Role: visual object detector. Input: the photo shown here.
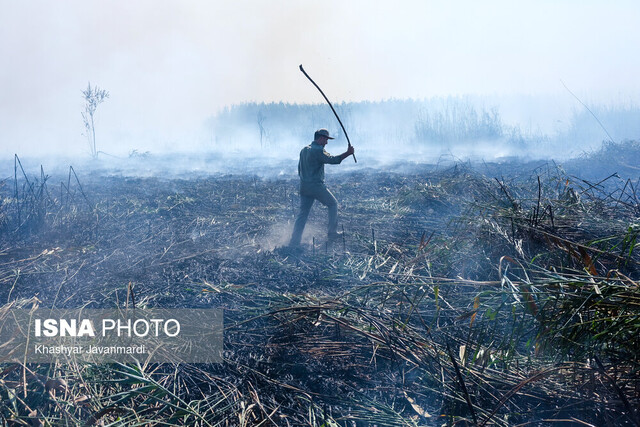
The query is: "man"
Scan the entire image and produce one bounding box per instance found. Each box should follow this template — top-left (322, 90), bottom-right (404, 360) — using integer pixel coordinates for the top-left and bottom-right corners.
top-left (289, 128), bottom-right (355, 247)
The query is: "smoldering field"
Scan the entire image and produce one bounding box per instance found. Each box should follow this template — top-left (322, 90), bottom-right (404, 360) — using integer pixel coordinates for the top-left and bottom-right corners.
top-left (2, 138), bottom-right (640, 426)
top-left (3, 95), bottom-right (640, 425)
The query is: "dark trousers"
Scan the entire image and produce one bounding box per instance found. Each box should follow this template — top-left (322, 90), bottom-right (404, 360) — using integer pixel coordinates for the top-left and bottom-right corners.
top-left (290, 184), bottom-right (338, 246)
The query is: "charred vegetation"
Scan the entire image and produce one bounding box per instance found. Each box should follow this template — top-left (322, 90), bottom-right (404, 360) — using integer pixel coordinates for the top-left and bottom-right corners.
top-left (1, 143), bottom-right (640, 426)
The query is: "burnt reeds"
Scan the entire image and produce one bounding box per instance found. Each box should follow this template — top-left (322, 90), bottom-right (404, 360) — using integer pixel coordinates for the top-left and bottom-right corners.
top-left (1, 157), bottom-right (639, 425)
top-left (3, 156), bottom-right (96, 243)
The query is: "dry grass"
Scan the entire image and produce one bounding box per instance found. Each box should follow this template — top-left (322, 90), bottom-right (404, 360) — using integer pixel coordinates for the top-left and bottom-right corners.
top-left (1, 152), bottom-right (639, 426)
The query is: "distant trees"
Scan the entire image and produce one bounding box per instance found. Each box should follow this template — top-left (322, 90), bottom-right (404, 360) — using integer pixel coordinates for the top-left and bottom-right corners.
top-left (210, 99), bottom-right (508, 149)
top-left (211, 101), bottom-right (342, 149)
top-left (81, 82), bottom-right (109, 158)
top-left (414, 102), bottom-right (503, 143)
top-left (209, 97), bottom-right (580, 154)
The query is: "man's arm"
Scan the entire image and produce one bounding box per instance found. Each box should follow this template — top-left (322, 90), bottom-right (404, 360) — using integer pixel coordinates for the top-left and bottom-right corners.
top-left (338, 145), bottom-right (355, 162)
top-left (319, 145), bottom-right (355, 164)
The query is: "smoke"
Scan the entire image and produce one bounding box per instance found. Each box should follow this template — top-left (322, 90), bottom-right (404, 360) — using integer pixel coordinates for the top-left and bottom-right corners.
top-left (3, 94), bottom-right (640, 184)
top-left (256, 222), bottom-right (295, 252)
top-left (2, 0), bottom-right (640, 161)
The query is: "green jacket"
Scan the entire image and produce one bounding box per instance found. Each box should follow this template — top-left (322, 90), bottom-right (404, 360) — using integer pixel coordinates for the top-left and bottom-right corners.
top-left (298, 142), bottom-right (343, 185)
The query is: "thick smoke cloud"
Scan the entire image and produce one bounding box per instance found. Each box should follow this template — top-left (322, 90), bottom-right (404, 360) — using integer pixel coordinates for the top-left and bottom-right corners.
top-left (1, 0), bottom-right (639, 162)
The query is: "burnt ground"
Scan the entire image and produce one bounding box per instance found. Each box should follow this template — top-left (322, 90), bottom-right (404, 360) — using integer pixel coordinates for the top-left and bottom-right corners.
top-left (0, 164), bottom-right (465, 308)
top-left (1, 154), bottom-right (640, 426)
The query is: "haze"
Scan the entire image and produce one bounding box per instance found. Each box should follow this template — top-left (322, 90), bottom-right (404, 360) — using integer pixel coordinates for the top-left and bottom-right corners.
top-left (1, 0), bottom-right (639, 158)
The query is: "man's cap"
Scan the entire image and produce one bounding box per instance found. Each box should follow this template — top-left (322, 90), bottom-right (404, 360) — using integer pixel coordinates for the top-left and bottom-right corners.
top-left (314, 129), bottom-right (335, 140)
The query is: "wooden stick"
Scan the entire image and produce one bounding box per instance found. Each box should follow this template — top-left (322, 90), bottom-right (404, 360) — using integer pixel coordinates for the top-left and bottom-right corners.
top-left (299, 65), bottom-right (357, 163)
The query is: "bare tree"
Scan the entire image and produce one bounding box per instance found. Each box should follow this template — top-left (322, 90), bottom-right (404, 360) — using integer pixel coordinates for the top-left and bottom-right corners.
top-left (257, 111), bottom-right (267, 148)
top-left (81, 82), bottom-right (109, 158)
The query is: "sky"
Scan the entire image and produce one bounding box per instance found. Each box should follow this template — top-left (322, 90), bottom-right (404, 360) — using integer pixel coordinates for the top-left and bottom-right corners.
top-left (1, 0), bottom-right (639, 157)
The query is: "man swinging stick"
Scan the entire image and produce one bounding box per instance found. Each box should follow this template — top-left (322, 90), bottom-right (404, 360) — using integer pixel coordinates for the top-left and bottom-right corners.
top-left (289, 65), bottom-right (356, 247)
